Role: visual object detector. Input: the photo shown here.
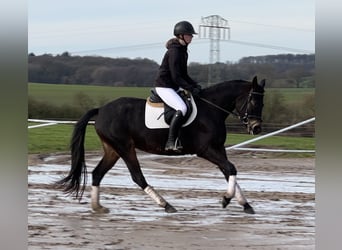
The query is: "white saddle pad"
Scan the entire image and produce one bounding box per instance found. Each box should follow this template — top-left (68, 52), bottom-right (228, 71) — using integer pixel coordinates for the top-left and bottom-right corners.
top-left (145, 95), bottom-right (197, 129)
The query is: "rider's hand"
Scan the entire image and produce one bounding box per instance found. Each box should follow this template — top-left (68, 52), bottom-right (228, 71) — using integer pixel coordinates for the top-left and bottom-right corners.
top-left (192, 84), bottom-right (201, 97)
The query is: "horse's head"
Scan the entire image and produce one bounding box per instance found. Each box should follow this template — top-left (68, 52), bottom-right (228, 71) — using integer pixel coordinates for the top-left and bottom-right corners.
top-left (236, 76), bottom-right (265, 135)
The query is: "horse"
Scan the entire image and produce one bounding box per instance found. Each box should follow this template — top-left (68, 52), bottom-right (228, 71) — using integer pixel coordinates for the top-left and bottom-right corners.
top-left (56, 76), bottom-right (265, 214)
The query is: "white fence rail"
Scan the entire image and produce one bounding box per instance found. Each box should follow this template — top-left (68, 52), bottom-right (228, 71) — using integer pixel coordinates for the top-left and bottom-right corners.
top-left (28, 117), bottom-right (315, 153)
top-left (225, 117), bottom-right (315, 153)
top-left (28, 119), bottom-right (94, 129)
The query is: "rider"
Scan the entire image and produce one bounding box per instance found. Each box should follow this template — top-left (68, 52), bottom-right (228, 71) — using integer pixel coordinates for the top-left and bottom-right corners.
top-left (155, 20), bottom-right (202, 152)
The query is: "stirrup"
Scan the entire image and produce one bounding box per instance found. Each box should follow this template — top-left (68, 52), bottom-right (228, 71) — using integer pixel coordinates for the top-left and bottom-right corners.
top-left (175, 138), bottom-right (183, 150)
top-left (165, 138), bottom-right (183, 152)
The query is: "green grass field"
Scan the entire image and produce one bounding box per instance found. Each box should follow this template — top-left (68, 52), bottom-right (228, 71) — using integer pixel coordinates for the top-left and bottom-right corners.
top-left (28, 83), bottom-right (315, 157)
top-left (28, 83), bottom-right (151, 106)
top-left (268, 87), bottom-right (315, 104)
top-left (28, 123), bottom-right (315, 157)
top-left (28, 123), bottom-right (102, 153)
top-left (28, 83), bottom-right (314, 106)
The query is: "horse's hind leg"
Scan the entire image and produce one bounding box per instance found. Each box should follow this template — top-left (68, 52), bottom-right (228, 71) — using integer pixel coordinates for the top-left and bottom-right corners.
top-left (91, 142), bottom-right (120, 213)
top-left (121, 145), bottom-right (177, 213)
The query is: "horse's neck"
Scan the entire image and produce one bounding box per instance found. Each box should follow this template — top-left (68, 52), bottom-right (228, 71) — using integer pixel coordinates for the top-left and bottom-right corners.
top-left (203, 81), bottom-right (250, 110)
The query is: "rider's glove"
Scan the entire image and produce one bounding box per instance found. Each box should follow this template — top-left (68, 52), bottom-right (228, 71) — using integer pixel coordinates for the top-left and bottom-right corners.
top-left (191, 84), bottom-right (202, 97)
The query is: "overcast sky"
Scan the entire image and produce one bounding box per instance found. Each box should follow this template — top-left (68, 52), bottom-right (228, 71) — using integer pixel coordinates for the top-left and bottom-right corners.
top-left (28, 0), bottom-right (315, 64)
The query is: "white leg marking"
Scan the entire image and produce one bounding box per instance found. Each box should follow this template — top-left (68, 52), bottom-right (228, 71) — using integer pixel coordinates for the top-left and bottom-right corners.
top-left (91, 186), bottom-right (109, 213)
top-left (235, 183), bottom-right (247, 205)
top-left (91, 185), bottom-right (100, 206)
top-left (144, 185), bottom-right (167, 207)
top-left (226, 175), bottom-right (237, 198)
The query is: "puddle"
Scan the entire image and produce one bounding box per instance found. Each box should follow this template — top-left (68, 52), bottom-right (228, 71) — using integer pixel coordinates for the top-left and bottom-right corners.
top-left (28, 153), bottom-right (315, 249)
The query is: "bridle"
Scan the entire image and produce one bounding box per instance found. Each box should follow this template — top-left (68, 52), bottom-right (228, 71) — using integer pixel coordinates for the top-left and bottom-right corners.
top-left (238, 91), bottom-right (264, 125)
top-left (199, 89), bottom-right (264, 125)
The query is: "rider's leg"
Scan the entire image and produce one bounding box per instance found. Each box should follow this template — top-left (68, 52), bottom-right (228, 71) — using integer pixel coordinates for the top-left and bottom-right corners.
top-left (155, 87), bottom-right (187, 151)
top-left (165, 110), bottom-right (184, 151)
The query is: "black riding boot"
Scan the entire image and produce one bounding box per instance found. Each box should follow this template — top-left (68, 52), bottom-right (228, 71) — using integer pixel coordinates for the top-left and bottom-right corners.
top-left (165, 110), bottom-right (184, 152)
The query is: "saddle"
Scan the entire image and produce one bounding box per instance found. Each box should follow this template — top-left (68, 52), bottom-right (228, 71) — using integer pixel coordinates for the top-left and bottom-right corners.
top-left (145, 88), bottom-right (197, 129)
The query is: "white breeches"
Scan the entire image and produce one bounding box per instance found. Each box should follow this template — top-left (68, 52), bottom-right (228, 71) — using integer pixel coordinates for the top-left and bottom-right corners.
top-left (155, 87), bottom-right (187, 116)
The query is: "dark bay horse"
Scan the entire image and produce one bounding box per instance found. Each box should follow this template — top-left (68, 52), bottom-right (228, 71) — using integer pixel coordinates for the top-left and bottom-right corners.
top-left (56, 76), bottom-right (265, 214)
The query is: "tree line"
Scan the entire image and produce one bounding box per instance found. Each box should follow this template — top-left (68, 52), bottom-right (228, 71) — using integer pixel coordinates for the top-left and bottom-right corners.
top-left (28, 88), bottom-right (315, 136)
top-left (28, 52), bottom-right (315, 88)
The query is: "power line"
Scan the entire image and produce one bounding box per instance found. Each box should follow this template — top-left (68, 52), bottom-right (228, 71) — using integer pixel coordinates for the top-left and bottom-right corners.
top-left (225, 39), bottom-right (314, 54)
top-left (29, 20), bottom-right (173, 39)
top-left (229, 19), bottom-right (315, 33)
top-left (30, 18), bottom-right (314, 38)
top-left (71, 42), bottom-right (164, 55)
top-left (68, 38), bottom-right (314, 57)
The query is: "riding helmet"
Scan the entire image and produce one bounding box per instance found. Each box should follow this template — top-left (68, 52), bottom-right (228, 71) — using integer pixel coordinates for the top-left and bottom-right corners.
top-left (173, 21), bottom-right (197, 36)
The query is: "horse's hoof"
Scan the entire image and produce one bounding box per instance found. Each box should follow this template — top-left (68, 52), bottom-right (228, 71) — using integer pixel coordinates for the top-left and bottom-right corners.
top-left (222, 196), bottom-right (232, 208)
top-left (243, 203), bottom-right (255, 214)
top-left (92, 205), bottom-right (110, 214)
top-left (165, 203), bottom-right (177, 213)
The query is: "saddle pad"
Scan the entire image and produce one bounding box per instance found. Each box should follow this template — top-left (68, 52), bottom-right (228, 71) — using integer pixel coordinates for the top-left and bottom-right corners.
top-left (145, 95), bottom-right (197, 129)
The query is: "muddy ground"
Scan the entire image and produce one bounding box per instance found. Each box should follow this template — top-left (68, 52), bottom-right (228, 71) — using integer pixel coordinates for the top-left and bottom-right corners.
top-left (28, 151), bottom-right (315, 250)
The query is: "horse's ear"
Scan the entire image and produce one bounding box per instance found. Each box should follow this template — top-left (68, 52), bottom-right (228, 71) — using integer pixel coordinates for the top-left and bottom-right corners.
top-left (252, 76), bottom-right (258, 87)
top-left (259, 79), bottom-right (266, 87)
top-left (252, 76), bottom-right (258, 84)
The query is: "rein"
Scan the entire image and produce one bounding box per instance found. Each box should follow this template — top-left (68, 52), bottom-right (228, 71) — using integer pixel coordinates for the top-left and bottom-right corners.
top-left (199, 91), bottom-right (264, 123)
top-left (199, 97), bottom-right (240, 118)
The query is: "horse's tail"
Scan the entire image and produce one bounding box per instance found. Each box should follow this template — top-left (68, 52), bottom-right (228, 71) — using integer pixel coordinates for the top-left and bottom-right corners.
top-left (55, 108), bottom-right (99, 200)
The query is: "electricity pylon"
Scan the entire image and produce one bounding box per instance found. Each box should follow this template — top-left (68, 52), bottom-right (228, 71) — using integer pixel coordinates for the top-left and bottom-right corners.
top-left (199, 15), bottom-right (230, 85)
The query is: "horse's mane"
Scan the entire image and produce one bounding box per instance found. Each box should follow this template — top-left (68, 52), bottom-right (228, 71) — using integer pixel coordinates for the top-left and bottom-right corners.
top-left (202, 79), bottom-right (251, 96)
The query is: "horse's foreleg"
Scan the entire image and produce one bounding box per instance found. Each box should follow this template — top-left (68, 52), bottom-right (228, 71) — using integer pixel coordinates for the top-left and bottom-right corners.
top-left (222, 175), bottom-right (236, 207)
top-left (226, 175), bottom-right (237, 198)
top-left (235, 183), bottom-right (255, 214)
top-left (199, 147), bottom-right (236, 206)
top-left (199, 147), bottom-right (255, 214)
top-left (222, 179), bottom-right (254, 214)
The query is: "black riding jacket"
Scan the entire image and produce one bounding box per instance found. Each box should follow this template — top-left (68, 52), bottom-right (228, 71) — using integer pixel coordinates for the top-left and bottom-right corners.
top-left (155, 38), bottom-right (197, 91)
